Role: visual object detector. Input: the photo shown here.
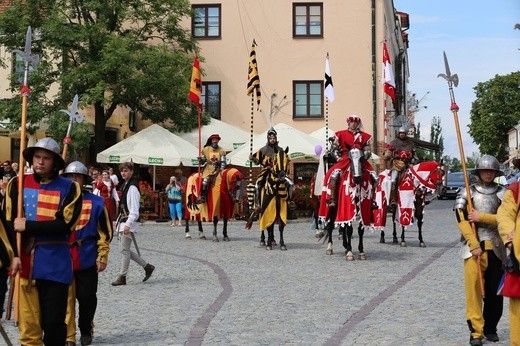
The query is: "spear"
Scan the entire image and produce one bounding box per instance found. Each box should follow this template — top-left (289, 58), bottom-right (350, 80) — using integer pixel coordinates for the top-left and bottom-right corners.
top-left (438, 51), bottom-right (485, 297)
top-left (60, 94), bottom-right (84, 161)
top-left (7, 26), bottom-right (40, 324)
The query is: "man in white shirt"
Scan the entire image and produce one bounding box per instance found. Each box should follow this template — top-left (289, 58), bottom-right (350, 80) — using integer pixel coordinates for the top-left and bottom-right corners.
top-left (111, 162), bottom-right (155, 286)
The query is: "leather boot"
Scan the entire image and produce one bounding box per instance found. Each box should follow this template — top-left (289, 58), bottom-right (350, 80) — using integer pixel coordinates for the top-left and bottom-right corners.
top-left (111, 276), bottom-right (126, 286)
top-left (143, 264), bottom-right (155, 282)
top-left (328, 177), bottom-right (338, 208)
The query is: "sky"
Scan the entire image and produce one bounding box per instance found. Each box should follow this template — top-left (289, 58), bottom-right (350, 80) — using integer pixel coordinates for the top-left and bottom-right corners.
top-left (393, 0), bottom-right (520, 160)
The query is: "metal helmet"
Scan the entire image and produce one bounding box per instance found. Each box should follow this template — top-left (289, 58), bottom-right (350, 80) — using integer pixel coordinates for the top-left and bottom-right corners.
top-left (267, 128), bottom-right (277, 138)
top-left (398, 127), bottom-right (407, 133)
top-left (62, 161), bottom-right (89, 177)
top-left (475, 155), bottom-right (503, 176)
top-left (23, 137), bottom-right (65, 170)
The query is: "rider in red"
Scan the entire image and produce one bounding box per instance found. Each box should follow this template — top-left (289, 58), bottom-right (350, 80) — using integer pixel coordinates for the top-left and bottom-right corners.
top-left (321, 115), bottom-right (376, 208)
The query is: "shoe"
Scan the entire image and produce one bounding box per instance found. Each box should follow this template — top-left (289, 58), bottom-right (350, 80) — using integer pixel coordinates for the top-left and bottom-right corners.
top-left (469, 337), bottom-right (483, 346)
top-left (80, 335), bottom-right (93, 345)
top-left (66, 342), bottom-right (76, 346)
top-left (111, 276), bottom-right (126, 286)
top-left (143, 264), bottom-right (155, 282)
top-left (484, 333), bottom-right (499, 342)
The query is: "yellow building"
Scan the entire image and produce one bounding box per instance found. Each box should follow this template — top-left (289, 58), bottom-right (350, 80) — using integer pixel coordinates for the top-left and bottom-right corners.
top-left (0, 0), bottom-right (409, 166)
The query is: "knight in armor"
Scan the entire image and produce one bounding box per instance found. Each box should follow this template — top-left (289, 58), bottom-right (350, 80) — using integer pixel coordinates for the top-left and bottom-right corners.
top-left (198, 134), bottom-right (227, 202)
top-left (454, 155), bottom-right (506, 346)
top-left (249, 128), bottom-right (294, 207)
top-left (384, 127), bottom-right (418, 207)
top-left (322, 114), bottom-right (377, 207)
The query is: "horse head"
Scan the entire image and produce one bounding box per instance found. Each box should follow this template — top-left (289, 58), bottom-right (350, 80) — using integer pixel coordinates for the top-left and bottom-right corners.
top-left (224, 168), bottom-right (245, 203)
top-left (349, 147), bottom-right (363, 184)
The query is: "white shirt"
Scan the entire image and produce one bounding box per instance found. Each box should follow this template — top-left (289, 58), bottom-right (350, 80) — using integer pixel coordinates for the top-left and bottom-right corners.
top-left (118, 184), bottom-right (140, 233)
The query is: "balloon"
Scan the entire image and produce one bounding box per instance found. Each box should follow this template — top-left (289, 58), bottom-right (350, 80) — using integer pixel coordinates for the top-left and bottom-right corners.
top-left (314, 144), bottom-right (323, 156)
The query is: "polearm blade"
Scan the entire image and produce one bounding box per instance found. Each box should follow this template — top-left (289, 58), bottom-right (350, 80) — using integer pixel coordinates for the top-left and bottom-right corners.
top-left (60, 94), bottom-right (85, 160)
top-left (9, 26), bottom-right (40, 325)
top-left (438, 51), bottom-right (484, 298)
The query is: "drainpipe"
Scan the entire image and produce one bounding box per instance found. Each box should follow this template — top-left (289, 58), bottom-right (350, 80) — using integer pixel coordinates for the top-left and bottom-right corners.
top-left (371, 0), bottom-right (378, 153)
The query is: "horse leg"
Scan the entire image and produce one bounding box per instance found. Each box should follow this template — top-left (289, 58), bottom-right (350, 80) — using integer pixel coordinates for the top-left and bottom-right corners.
top-left (358, 223), bottom-right (366, 260)
top-left (345, 225), bottom-right (355, 261)
top-left (379, 230), bottom-right (385, 243)
top-left (212, 216), bottom-right (219, 242)
top-left (392, 210), bottom-right (398, 244)
top-left (266, 225), bottom-right (274, 250)
top-left (325, 207), bottom-right (337, 255)
top-left (260, 230), bottom-right (266, 247)
top-left (185, 220), bottom-right (192, 239)
top-left (198, 220), bottom-right (206, 240)
top-left (222, 218), bottom-right (230, 242)
top-left (417, 216), bottom-right (426, 247)
top-left (400, 226), bottom-right (407, 247)
top-left (279, 222), bottom-right (287, 251)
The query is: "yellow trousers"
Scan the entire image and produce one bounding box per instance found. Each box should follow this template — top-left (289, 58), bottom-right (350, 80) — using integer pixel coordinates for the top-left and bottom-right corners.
top-left (65, 280), bottom-right (77, 343)
top-left (18, 278), bottom-right (42, 346)
top-left (464, 251), bottom-right (489, 339)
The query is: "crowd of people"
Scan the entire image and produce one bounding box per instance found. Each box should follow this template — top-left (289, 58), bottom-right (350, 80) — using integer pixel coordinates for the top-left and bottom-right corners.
top-left (0, 116), bottom-right (518, 345)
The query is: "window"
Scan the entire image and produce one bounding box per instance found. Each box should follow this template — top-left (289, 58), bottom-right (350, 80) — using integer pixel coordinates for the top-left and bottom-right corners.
top-left (12, 51), bottom-right (25, 84)
top-left (293, 81), bottom-right (323, 119)
top-left (192, 5), bottom-right (221, 39)
top-left (202, 82), bottom-right (221, 119)
top-left (293, 3), bottom-right (323, 37)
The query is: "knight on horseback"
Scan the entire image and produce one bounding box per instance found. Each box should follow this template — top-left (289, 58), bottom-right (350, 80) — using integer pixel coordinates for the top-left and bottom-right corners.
top-left (321, 114), bottom-right (377, 208)
top-left (198, 134), bottom-right (227, 203)
top-left (249, 128), bottom-right (294, 208)
top-left (383, 127), bottom-right (418, 209)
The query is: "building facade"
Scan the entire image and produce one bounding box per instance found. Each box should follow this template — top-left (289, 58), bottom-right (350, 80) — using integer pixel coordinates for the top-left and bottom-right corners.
top-left (0, 0), bottom-right (410, 168)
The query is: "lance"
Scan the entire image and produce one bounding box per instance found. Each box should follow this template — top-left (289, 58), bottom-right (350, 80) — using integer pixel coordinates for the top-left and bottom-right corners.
top-left (8, 26), bottom-right (40, 324)
top-left (60, 94), bottom-right (84, 162)
top-left (438, 51), bottom-right (485, 297)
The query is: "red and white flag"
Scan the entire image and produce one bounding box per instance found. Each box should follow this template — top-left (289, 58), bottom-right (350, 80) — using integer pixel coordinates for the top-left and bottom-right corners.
top-left (382, 42), bottom-right (396, 103)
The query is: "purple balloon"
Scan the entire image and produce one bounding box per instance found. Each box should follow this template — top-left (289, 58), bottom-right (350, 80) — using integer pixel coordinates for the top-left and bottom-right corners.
top-left (314, 144), bottom-right (323, 156)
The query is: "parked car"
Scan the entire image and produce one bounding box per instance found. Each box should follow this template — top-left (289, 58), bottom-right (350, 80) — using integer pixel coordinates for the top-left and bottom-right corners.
top-left (437, 171), bottom-right (474, 200)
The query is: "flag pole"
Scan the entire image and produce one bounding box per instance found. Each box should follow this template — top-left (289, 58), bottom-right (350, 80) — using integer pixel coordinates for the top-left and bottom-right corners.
top-left (10, 26), bottom-right (39, 324)
top-left (246, 39), bottom-right (260, 213)
top-left (438, 51), bottom-right (485, 297)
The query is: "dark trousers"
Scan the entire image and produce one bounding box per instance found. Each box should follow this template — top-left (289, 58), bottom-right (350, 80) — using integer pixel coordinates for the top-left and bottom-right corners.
top-left (75, 265), bottom-right (99, 337)
top-left (483, 249), bottom-right (504, 334)
top-left (36, 279), bottom-right (69, 345)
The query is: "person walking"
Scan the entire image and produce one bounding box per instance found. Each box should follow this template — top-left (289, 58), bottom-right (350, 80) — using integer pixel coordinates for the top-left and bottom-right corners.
top-left (166, 176), bottom-right (183, 226)
top-left (111, 162), bottom-right (155, 286)
top-left (62, 161), bottom-right (113, 346)
top-left (3, 137), bottom-right (83, 345)
top-left (496, 180), bottom-right (520, 346)
top-left (454, 155), bottom-right (507, 345)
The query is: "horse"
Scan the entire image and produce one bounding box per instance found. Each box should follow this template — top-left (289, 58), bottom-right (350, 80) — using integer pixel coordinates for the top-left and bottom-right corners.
top-left (372, 161), bottom-right (443, 247)
top-left (319, 148), bottom-right (376, 260)
top-left (184, 167), bottom-right (245, 241)
top-left (246, 146), bottom-right (291, 250)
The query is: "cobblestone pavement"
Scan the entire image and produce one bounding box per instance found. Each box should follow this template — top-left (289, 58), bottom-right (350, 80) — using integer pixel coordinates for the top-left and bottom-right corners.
top-left (1, 199), bottom-right (512, 345)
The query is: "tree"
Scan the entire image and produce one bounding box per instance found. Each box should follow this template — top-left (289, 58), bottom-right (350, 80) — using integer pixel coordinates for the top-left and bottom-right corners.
top-left (429, 116), bottom-right (444, 162)
top-left (0, 0), bottom-right (199, 154)
top-left (469, 71), bottom-right (520, 162)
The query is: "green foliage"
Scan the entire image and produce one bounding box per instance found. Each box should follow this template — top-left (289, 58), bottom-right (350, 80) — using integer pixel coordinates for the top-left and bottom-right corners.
top-left (469, 71), bottom-right (520, 162)
top-left (0, 0), bottom-right (199, 154)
